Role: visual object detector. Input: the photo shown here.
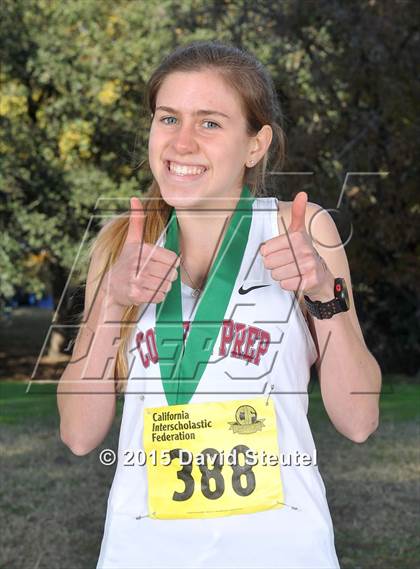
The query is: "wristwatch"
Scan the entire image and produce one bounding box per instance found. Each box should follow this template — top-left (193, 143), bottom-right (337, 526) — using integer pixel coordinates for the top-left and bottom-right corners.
top-left (304, 278), bottom-right (350, 319)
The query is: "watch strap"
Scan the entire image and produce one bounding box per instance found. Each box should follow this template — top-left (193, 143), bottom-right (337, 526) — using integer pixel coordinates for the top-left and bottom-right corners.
top-left (304, 296), bottom-right (344, 320)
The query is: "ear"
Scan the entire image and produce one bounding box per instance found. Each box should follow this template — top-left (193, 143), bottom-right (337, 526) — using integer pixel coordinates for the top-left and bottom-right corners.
top-left (246, 125), bottom-right (273, 167)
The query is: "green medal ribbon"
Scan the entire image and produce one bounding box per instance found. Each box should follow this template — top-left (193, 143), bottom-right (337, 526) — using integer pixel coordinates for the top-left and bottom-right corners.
top-left (155, 185), bottom-right (255, 405)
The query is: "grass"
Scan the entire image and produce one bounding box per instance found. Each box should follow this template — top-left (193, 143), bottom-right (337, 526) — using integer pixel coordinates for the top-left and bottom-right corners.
top-left (0, 381), bottom-right (124, 426)
top-left (1, 377), bottom-right (419, 568)
top-left (2, 378), bottom-right (418, 425)
top-left (307, 380), bottom-right (420, 424)
top-left (0, 382), bottom-right (59, 425)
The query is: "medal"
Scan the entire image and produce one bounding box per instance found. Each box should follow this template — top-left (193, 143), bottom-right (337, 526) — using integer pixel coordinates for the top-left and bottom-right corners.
top-left (155, 185), bottom-right (255, 405)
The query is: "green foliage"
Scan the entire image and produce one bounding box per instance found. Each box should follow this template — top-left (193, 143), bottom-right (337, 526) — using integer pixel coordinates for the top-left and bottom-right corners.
top-left (0, 0), bottom-right (418, 372)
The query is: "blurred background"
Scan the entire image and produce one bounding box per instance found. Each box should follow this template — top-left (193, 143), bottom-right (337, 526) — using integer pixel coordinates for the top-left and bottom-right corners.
top-left (1, 1), bottom-right (419, 568)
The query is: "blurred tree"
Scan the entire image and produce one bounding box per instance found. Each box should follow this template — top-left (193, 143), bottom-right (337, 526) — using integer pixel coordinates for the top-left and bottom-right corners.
top-left (0, 0), bottom-right (174, 355)
top-left (0, 0), bottom-right (418, 372)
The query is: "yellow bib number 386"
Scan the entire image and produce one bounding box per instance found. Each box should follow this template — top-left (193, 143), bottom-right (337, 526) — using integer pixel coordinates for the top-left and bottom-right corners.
top-left (143, 397), bottom-right (284, 519)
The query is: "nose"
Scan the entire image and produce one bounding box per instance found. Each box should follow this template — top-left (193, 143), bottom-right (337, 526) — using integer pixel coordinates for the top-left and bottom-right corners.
top-left (172, 120), bottom-right (199, 154)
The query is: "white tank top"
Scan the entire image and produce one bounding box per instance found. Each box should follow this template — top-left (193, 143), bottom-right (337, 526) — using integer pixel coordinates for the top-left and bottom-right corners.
top-left (97, 197), bottom-right (340, 569)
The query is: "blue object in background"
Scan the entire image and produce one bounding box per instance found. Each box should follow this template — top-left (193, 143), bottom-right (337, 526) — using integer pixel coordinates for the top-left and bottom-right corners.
top-left (4, 292), bottom-right (54, 310)
top-left (38, 295), bottom-right (54, 309)
top-left (28, 293), bottom-right (37, 306)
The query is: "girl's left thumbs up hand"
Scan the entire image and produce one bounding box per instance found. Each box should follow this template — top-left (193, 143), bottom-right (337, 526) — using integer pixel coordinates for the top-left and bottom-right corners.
top-left (259, 192), bottom-right (335, 301)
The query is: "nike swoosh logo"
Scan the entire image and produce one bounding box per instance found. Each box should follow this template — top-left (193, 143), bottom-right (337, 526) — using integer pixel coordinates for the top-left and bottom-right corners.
top-left (238, 284), bottom-right (271, 295)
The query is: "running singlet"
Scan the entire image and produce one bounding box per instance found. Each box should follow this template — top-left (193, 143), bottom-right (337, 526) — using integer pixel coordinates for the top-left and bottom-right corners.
top-left (96, 196), bottom-right (340, 569)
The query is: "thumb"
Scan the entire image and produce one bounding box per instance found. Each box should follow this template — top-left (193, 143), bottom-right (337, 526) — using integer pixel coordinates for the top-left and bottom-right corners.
top-left (288, 191), bottom-right (308, 233)
top-left (126, 197), bottom-right (145, 244)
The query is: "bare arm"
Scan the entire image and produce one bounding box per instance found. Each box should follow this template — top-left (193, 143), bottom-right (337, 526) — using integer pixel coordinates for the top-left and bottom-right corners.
top-left (57, 197), bottom-right (180, 456)
top-left (57, 249), bottom-right (123, 456)
top-left (275, 199), bottom-right (381, 443)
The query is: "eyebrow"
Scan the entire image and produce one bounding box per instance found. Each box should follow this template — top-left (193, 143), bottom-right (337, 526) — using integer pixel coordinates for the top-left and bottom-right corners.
top-left (155, 106), bottom-right (230, 119)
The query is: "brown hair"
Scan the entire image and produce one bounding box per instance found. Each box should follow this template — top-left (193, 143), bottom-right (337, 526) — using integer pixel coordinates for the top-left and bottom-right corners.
top-left (91, 40), bottom-right (286, 393)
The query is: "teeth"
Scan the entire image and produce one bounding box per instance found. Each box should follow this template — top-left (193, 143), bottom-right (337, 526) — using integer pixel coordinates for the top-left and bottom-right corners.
top-left (169, 162), bottom-right (206, 176)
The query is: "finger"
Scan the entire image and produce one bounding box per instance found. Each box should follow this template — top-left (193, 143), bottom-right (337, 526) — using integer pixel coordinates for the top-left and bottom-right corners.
top-left (148, 242), bottom-right (181, 268)
top-left (262, 249), bottom-right (296, 270)
top-left (288, 191), bottom-right (308, 233)
top-left (259, 234), bottom-right (291, 256)
top-left (140, 274), bottom-right (174, 294)
top-left (140, 259), bottom-right (179, 282)
top-left (134, 287), bottom-right (166, 305)
top-left (271, 261), bottom-right (304, 282)
top-left (278, 275), bottom-right (308, 292)
top-left (126, 197), bottom-right (146, 244)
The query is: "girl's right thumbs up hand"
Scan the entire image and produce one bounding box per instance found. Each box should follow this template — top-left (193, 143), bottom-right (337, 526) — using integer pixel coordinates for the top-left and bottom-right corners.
top-left (103, 197), bottom-right (180, 308)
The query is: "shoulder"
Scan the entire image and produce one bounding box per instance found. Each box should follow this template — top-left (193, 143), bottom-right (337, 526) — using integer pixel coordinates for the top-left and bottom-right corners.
top-left (276, 199), bottom-right (337, 240)
top-left (276, 197), bottom-right (366, 346)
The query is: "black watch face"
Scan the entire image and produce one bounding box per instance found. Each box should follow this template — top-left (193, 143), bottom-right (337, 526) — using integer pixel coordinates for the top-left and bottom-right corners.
top-left (334, 278), bottom-right (349, 310)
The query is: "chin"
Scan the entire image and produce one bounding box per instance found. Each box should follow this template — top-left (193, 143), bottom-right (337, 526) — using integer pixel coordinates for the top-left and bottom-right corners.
top-left (159, 185), bottom-right (210, 210)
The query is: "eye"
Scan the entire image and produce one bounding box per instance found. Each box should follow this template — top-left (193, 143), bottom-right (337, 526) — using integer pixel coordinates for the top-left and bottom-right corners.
top-left (160, 116), bottom-right (177, 125)
top-left (159, 116), bottom-right (220, 129)
top-left (203, 120), bottom-right (220, 129)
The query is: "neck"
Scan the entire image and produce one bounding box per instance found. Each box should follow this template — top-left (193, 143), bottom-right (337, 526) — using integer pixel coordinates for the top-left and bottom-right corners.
top-left (175, 191), bottom-right (242, 286)
top-left (177, 211), bottom-right (232, 287)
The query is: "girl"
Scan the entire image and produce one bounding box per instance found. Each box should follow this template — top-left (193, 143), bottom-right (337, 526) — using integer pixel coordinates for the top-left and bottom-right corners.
top-left (57, 40), bottom-right (381, 569)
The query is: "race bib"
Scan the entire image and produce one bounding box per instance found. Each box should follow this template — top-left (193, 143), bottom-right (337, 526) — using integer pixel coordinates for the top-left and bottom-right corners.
top-left (143, 397), bottom-right (284, 519)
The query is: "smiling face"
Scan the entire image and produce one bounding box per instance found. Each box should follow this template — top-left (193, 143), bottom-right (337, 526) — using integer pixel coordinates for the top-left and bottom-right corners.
top-left (148, 69), bottom-right (256, 209)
